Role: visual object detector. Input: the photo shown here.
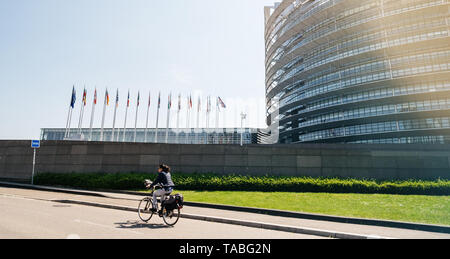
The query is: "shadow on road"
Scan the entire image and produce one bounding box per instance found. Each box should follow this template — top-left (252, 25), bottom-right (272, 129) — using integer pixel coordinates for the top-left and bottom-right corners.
top-left (115, 220), bottom-right (171, 230)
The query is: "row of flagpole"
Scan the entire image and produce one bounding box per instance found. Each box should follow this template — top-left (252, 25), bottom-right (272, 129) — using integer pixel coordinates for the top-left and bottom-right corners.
top-left (64, 86), bottom-right (227, 143)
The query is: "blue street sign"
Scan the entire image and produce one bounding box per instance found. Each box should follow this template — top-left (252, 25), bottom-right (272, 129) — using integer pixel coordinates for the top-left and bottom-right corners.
top-left (31, 140), bottom-right (40, 149)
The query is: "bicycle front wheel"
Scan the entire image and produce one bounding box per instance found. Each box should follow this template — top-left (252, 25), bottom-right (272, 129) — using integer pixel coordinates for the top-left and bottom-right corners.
top-left (162, 206), bottom-right (180, 226)
top-left (138, 197), bottom-right (154, 222)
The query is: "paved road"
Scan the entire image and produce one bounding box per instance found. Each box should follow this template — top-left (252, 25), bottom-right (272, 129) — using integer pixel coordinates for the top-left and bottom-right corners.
top-left (0, 192), bottom-right (322, 239)
top-left (1, 186), bottom-right (448, 239)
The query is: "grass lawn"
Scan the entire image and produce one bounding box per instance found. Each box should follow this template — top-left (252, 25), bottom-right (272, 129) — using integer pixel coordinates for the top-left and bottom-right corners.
top-left (169, 190), bottom-right (450, 226)
top-left (34, 172), bottom-right (450, 225)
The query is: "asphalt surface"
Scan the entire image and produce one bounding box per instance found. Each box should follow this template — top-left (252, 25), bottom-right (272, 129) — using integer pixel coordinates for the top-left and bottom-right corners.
top-left (0, 191), bottom-right (322, 239)
top-left (1, 186), bottom-right (449, 239)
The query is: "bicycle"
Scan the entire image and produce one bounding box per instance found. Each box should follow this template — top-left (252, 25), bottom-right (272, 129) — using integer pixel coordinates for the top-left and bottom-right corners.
top-left (138, 180), bottom-right (183, 226)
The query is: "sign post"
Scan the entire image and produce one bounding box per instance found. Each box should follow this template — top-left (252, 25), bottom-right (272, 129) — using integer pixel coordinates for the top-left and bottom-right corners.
top-left (31, 140), bottom-right (40, 185)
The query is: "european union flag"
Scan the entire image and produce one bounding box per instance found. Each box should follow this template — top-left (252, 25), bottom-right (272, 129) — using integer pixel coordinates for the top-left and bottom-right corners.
top-left (70, 86), bottom-right (76, 108)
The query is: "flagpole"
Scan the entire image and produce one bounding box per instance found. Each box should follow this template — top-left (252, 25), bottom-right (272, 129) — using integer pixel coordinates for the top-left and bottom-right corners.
top-left (176, 94), bottom-right (180, 143)
top-left (206, 96), bottom-right (210, 129)
top-left (122, 90), bottom-right (130, 142)
top-left (77, 95), bottom-right (83, 134)
top-left (65, 107), bottom-right (72, 139)
top-left (197, 96), bottom-right (200, 129)
top-left (65, 86), bottom-right (76, 139)
top-left (216, 97), bottom-right (219, 129)
top-left (134, 91), bottom-right (140, 143)
top-left (144, 91), bottom-right (151, 143)
top-left (79, 103), bottom-right (85, 135)
top-left (186, 95), bottom-right (191, 144)
top-left (165, 93), bottom-right (171, 144)
top-left (205, 96), bottom-right (209, 144)
top-left (65, 105), bottom-right (71, 139)
top-left (100, 89), bottom-right (108, 142)
top-left (122, 107), bottom-right (128, 142)
top-left (77, 88), bottom-right (86, 135)
top-left (81, 91), bottom-right (86, 135)
top-left (223, 107), bottom-right (227, 129)
top-left (111, 89), bottom-right (118, 142)
top-left (196, 96), bottom-right (201, 145)
top-left (68, 108), bottom-right (73, 139)
top-left (89, 88), bottom-right (97, 141)
top-left (155, 92), bottom-right (161, 143)
top-left (186, 95), bottom-right (190, 129)
top-left (223, 98), bottom-right (226, 129)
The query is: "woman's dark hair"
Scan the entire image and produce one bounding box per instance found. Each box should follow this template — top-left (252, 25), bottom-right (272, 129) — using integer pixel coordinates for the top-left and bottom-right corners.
top-left (159, 164), bottom-right (170, 173)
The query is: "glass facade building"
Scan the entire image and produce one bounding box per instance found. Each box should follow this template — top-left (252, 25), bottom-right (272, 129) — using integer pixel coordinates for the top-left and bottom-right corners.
top-left (264, 0), bottom-right (450, 144)
top-left (40, 128), bottom-right (258, 145)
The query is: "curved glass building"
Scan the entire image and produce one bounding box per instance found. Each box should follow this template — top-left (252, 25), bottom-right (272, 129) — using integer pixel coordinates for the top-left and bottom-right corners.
top-left (264, 0), bottom-right (450, 144)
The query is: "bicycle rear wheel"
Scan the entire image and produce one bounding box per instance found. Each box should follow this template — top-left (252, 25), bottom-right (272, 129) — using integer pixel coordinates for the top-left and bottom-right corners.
top-left (138, 197), bottom-right (154, 222)
top-left (162, 206), bottom-right (180, 226)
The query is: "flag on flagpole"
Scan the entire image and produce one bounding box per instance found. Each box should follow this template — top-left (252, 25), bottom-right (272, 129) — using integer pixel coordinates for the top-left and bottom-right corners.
top-left (197, 96), bottom-right (201, 128)
top-left (100, 88), bottom-right (109, 141)
top-left (215, 96), bottom-right (220, 130)
top-left (66, 86), bottom-right (76, 138)
top-left (123, 90), bottom-right (130, 142)
top-left (165, 93), bottom-right (172, 143)
top-left (155, 92), bottom-right (161, 143)
top-left (205, 96), bottom-right (209, 129)
top-left (82, 88), bottom-right (87, 106)
top-left (137, 91), bottom-right (140, 107)
top-left (89, 88), bottom-right (97, 141)
top-left (114, 88), bottom-right (119, 108)
top-left (78, 87), bottom-right (87, 134)
top-left (158, 92), bottom-right (161, 108)
top-left (168, 93), bottom-right (172, 109)
top-left (218, 97), bottom-right (226, 109)
top-left (106, 89), bottom-right (110, 105)
top-left (145, 91), bottom-right (151, 143)
top-left (112, 89), bottom-right (119, 141)
top-left (176, 93), bottom-right (181, 142)
top-left (189, 95), bottom-right (193, 109)
top-left (134, 91), bottom-right (140, 142)
top-left (115, 89), bottom-right (119, 107)
top-left (70, 86), bottom-right (76, 108)
top-left (186, 95), bottom-right (191, 130)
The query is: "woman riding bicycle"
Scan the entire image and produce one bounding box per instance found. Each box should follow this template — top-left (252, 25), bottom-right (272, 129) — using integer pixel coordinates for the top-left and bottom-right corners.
top-left (148, 164), bottom-right (175, 215)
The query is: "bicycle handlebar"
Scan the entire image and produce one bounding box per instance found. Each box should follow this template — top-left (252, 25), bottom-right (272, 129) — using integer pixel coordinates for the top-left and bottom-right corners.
top-left (144, 180), bottom-right (164, 190)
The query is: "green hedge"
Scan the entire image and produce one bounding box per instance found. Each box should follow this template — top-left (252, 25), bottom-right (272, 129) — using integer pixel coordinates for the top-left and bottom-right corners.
top-left (34, 173), bottom-right (450, 195)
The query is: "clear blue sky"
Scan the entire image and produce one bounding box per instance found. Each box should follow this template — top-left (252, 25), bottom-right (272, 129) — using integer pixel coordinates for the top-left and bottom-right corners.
top-left (0, 0), bottom-right (275, 140)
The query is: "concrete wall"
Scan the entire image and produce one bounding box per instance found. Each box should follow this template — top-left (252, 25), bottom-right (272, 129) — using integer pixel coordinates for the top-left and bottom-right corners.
top-left (1, 140), bottom-right (449, 181)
